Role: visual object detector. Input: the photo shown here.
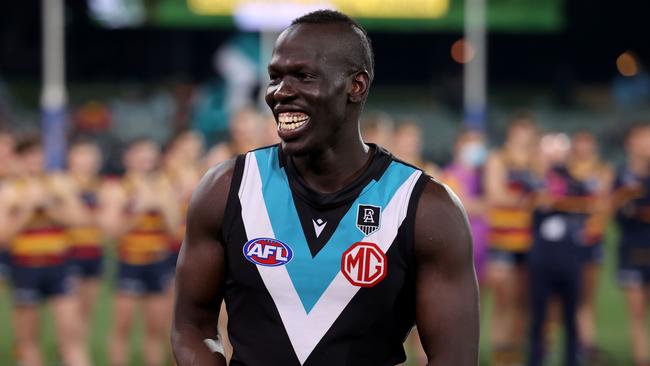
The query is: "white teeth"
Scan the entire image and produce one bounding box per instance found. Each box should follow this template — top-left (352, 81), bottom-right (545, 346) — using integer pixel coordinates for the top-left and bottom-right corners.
top-left (277, 112), bottom-right (309, 131)
top-left (278, 119), bottom-right (308, 131)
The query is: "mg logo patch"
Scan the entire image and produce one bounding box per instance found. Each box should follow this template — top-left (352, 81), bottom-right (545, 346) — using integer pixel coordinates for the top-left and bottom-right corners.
top-left (341, 242), bottom-right (387, 287)
top-left (356, 204), bottom-right (381, 236)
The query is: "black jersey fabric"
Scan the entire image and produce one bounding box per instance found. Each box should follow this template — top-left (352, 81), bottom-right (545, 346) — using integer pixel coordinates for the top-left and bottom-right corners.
top-left (221, 144), bottom-right (428, 366)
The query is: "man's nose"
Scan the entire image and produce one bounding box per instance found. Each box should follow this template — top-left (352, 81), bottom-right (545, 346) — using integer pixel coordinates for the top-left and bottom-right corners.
top-left (272, 79), bottom-right (297, 102)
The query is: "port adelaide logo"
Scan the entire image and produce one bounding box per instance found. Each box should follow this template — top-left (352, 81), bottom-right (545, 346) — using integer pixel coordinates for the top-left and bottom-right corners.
top-left (342, 242), bottom-right (387, 287)
top-left (243, 238), bottom-right (293, 267)
top-left (356, 204), bottom-right (381, 236)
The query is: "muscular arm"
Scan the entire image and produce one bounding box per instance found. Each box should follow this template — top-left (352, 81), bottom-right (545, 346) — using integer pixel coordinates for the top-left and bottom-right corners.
top-left (414, 179), bottom-right (480, 366)
top-left (172, 159), bottom-right (236, 366)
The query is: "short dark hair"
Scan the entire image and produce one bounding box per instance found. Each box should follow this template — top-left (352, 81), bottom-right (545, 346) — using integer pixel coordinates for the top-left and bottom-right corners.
top-left (291, 10), bottom-right (375, 81)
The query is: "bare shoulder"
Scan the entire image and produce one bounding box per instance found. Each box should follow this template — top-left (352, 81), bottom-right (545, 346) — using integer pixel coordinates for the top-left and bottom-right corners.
top-left (414, 177), bottom-right (472, 267)
top-left (190, 158), bottom-right (237, 206)
top-left (415, 177), bottom-right (468, 236)
top-left (186, 157), bottom-right (238, 232)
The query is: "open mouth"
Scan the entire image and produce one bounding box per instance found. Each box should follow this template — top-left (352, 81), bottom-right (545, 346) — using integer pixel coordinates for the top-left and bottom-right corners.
top-left (278, 112), bottom-right (310, 132)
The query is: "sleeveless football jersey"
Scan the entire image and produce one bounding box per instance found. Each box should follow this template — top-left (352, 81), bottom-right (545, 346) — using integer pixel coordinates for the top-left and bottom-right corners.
top-left (222, 144), bottom-right (428, 366)
top-left (68, 182), bottom-right (103, 260)
top-left (118, 177), bottom-right (170, 265)
top-left (488, 160), bottom-right (538, 252)
top-left (10, 178), bottom-right (69, 267)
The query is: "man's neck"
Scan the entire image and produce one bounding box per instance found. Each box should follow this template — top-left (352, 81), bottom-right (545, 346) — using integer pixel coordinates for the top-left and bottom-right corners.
top-left (290, 137), bottom-right (371, 194)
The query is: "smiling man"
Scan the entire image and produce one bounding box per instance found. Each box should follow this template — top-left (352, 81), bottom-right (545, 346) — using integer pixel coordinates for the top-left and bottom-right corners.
top-left (172, 10), bottom-right (479, 366)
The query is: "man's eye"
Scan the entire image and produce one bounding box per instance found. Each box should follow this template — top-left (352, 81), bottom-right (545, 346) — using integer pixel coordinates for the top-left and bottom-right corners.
top-left (268, 76), bottom-right (280, 85)
top-left (298, 73), bottom-right (316, 80)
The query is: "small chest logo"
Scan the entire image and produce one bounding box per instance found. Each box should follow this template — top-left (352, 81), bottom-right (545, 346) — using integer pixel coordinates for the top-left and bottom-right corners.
top-left (357, 204), bottom-right (381, 236)
top-left (341, 242), bottom-right (387, 287)
top-left (243, 238), bottom-right (293, 267)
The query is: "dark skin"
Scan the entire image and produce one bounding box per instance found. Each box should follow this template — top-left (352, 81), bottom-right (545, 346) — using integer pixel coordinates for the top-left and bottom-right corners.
top-left (172, 22), bottom-right (479, 366)
top-left (172, 161), bottom-right (232, 365)
top-left (266, 23), bottom-right (371, 192)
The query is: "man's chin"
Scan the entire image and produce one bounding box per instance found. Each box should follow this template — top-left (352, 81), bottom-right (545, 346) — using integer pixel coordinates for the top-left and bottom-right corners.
top-left (280, 139), bottom-right (312, 157)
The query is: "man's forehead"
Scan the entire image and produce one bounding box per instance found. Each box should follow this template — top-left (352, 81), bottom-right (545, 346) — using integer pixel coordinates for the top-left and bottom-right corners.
top-left (272, 23), bottom-right (351, 62)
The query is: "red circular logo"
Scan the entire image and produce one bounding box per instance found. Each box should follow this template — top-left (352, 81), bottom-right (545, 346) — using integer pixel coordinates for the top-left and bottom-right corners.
top-left (341, 242), bottom-right (387, 287)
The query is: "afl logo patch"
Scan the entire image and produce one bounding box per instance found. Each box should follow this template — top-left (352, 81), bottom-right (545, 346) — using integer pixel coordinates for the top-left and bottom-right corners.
top-left (243, 238), bottom-right (293, 267)
top-left (341, 242), bottom-right (387, 287)
top-left (357, 204), bottom-right (381, 236)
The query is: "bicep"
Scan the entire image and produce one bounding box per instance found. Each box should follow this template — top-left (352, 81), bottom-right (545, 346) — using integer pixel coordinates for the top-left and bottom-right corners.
top-left (174, 159), bottom-right (236, 336)
top-left (414, 182), bottom-right (479, 365)
top-left (174, 227), bottom-right (225, 334)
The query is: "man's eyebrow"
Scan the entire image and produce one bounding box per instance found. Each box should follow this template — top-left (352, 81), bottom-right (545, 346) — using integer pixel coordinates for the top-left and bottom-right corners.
top-left (268, 60), bottom-right (316, 72)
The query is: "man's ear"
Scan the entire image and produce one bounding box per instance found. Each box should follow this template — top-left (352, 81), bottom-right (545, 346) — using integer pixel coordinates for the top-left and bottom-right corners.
top-left (349, 71), bottom-right (370, 103)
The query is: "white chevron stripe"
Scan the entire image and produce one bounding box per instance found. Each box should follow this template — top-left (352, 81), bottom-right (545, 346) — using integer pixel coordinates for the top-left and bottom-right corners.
top-left (238, 152), bottom-right (422, 365)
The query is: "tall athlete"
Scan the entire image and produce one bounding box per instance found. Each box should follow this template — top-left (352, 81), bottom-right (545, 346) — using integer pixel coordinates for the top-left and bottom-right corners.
top-left (65, 138), bottom-right (105, 334)
top-left (101, 138), bottom-right (179, 366)
top-left (614, 123), bottom-right (650, 366)
top-left (485, 115), bottom-right (539, 365)
top-left (567, 131), bottom-right (612, 359)
top-left (172, 10), bottom-right (479, 366)
top-left (0, 137), bottom-right (90, 366)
